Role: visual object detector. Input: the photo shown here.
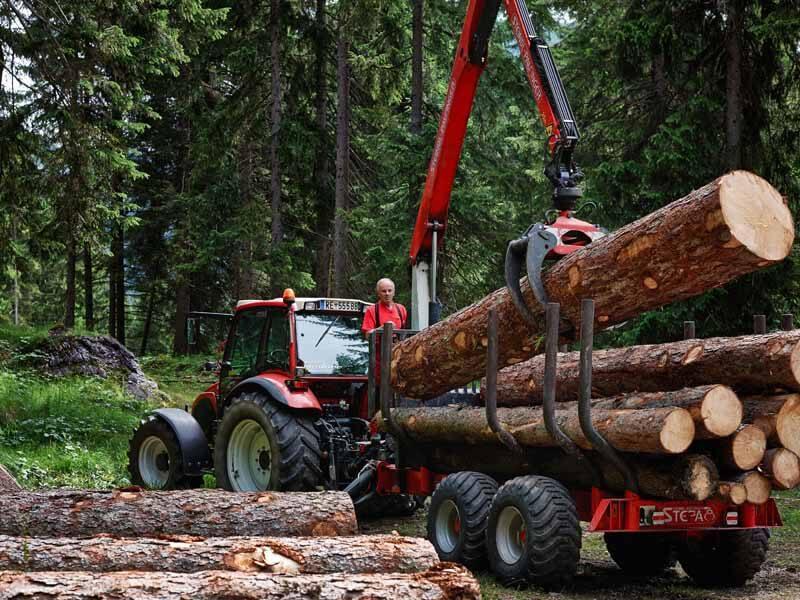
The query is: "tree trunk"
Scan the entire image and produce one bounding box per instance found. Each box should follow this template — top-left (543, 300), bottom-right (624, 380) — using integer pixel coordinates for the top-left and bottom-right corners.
top-left (108, 251), bottom-right (116, 338)
top-left (332, 22), bottom-right (351, 297)
top-left (391, 172), bottom-right (794, 399)
top-left (588, 385), bottom-right (741, 439)
top-left (115, 224), bottom-right (125, 345)
top-left (172, 277), bottom-right (190, 354)
top-left (761, 448), bottom-right (800, 490)
top-left (11, 219), bottom-right (19, 325)
top-left (83, 243), bottom-right (94, 330)
top-left (64, 234), bottom-right (76, 328)
top-left (420, 445), bottom-right (718, 500)
top-left (410, 0), bottom-right (423, 137)
top-left (716, 481), bottom-right (747, 505)
top-left (0, 565), bottom-right (480, 600)
top-left (140, 286), bottom-right (155, 356)
top-left (734, 471), bottom-right (771, 504)
top-left (743, 394), bottom-right (800, 455)
top-left (489, 331), bottom-right (800, 405)
top-left (725, 0), bottom-right (744, 169)
top-left (0, 490), bottom-right (357, 538)
top-left (0, 534), bottom-right (437, 574)
top-left (0, 464), bottom-right (20, 492)
top-left (269, 0), bottom-right (283, 251)
top-left (379, 404), bottom-right (695, 454)
top-left (312, 0), bottom-right (332, 297)
top-left (235, 138), bottom-right (256, 300)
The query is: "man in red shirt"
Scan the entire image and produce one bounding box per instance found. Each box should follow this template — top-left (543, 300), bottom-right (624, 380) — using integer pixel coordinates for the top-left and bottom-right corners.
top-left (361, 278), bottom-right (407, 338)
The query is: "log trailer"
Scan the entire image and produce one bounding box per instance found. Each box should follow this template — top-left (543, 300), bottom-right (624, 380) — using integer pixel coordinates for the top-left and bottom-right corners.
top-left (126, 0), bottom-right (783, 590)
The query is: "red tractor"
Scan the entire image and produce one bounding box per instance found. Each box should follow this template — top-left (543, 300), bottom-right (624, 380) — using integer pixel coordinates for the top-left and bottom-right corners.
top-left (127, 290), bottom-right (418, 514)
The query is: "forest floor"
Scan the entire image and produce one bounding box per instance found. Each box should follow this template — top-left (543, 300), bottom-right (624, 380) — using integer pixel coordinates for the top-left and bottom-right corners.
top-left (360, 493), bottom-right (800, 600)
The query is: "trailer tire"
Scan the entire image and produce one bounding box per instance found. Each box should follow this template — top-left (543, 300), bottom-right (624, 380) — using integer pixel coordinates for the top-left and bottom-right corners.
top-left (214, 392), bottom-right (322, 491)
top-left (427, 471), bottom-right (498, 568)
top-left (487, 475), bottom-right (581, 589)
top-left (678, 528), bottom-right (770, 587)
top-left (128, 416), bottom-right (202, 490)
top-left (604, 532), bottom-right (677, 576)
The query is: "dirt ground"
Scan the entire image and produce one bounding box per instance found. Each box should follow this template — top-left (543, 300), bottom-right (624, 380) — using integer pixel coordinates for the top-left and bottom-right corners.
top-left (360, 494), bottom-right (800, 600)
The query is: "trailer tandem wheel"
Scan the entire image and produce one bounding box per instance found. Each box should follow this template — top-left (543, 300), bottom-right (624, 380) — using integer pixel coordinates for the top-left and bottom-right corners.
top-left (128, 415), bottom-right (202, 490)
top-left (604, 532), bottom-right (677, 576)
top-left (426, 471), bottom-right (498, 568)
top-left (678, 528), bottom-right (770, 587)
top-left (487, 475), bottom-right (581, 588)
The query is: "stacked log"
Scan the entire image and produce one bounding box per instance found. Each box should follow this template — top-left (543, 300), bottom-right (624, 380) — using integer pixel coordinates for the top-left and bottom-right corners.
top-left (0, 463), bottom-right (20, 491)
top-left (0, 490), bottom-right (480, 599)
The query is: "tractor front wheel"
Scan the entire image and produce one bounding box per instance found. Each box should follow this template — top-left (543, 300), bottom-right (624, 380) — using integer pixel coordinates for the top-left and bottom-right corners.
top-left (128, 416), bottom-right (202, 490)
top-left (214, 392), bottom-right (322, 492)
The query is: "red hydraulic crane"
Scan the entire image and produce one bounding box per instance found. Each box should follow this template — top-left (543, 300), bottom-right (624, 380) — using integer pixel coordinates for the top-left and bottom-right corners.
top-left (409, 0), bottom-right (604, 328)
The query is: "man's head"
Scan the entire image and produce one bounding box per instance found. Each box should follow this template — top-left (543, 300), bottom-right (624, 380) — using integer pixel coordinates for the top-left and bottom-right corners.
top-left (376, 278), bottom-right (395, 305)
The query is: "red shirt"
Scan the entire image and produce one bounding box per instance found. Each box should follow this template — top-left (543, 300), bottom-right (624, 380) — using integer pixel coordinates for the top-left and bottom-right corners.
top-left (361, 302), bottom-right (407, 335)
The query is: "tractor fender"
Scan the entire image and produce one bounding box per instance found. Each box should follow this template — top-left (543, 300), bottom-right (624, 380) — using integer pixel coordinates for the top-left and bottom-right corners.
top-left (226, 374), bottom-right (322, 415)
top-left (151, 408), bottom-right (212, 476)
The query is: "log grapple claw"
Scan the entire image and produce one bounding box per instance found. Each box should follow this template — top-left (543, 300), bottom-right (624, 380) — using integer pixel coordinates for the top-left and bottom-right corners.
top-left (505, 223), bottom-right (557, 323)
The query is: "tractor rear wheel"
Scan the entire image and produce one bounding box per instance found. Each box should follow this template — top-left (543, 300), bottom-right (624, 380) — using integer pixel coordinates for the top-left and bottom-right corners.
top-left (128, 416), bottom-right (202, 490)
top-left (677, 528), bottom-right (769, 587)
top-left (486, 475), bottom-right (581, 588)
top-left (604, 532), bottom-right (677, 576)
top-left (214, 392), bottom-right (322, 492)
top-left (426, 471), bottom-right (498, 569)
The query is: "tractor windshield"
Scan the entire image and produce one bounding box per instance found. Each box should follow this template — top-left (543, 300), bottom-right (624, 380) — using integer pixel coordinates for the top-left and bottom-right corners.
top-left (295, 312), bottom-right (369, 375)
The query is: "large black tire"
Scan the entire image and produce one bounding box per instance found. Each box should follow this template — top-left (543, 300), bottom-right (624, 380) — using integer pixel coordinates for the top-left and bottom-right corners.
top-left (678, 528), bottom-right (770, 587)
top-left (426, 471), bottom-right (498, 569)
top-left (127, 416), bottom-right (202, 490)
top-left (214, 392), bottom-right (322, 491)
top-left (486, 475), bottom-right (581, 589)
top-left (604, 532), bottom-right (677, 576)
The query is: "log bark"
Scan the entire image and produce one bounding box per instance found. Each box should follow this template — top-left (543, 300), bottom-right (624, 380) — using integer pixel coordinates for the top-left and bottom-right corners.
top-left (743, 394), bottom-right (800, 455)
top-left (711, 425), bottom-right (767, 471)
top-left (0, 490), bottom-right (356, 538)
top-left (589, 385), bottom-right (741, 439)
top-left (0, 464), bottom-right (20, 492)
top-left (391, 171), bottom-right (794, 399)
top-left (734, 471), bottom-right (772, 504)
top-left (379, 405), bottom-right (694, 454)
top-left (488, 331), bottom-right (800, 405)
top-left (0, 564), bottom-right (480, 600)
top-left (418, 445), bottom-right (718, 500)
top-left (761, 448), bottom-right (800, 490)
top-left (716, 481), bottom-right (747, 505)
top-left (0, 534), bottom-right (437, 574)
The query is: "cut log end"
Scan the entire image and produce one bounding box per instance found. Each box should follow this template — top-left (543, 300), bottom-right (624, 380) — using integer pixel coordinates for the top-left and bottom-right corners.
top-left (660, 408), bottom-right (696, 454)
top-left (736, 471), bottom-right (772, 505)
top-left (777, 397), bottom-right (800, 456)
top-left (719, 171), bottom-right (794, 261)
top-left (762, 448), bottom-right (800, 490)
top-left (729, 425), bottom-right (767, 470)
top-left (791, 342), bottom-right (800, 386)
top-left (717, 481), bottom-right (748, 505)
top-left (702, 385), bottom-right (743, 437)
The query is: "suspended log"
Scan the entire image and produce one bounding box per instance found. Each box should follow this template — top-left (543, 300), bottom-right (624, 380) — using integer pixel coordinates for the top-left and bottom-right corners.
top-left (419, 445), bottom-right (718, 501)
top-left (703, 425), bottom-right (767, 471)
top-left (0, 490), bottom-right (357, 538)
top-left (0, 464), bottom-right (20, 492)
top-left (761, 448), bottom-right (800, 490)
top-left (391, 171), bottom-right (794, 400)
top-left (0, 564), bottom-right (481, 600)
top-left (378, 404), bottom-right (695, 454)
top-left (743, 394), bottom-right (800, 455)
top-left (716, 481), bottom-right (747, 505)
top-left (0, 534), bottom-right (437, 574)
top-left (734, 471), bottom-right (772, 505)
top-left (487, 331), bottom-right (800, 405)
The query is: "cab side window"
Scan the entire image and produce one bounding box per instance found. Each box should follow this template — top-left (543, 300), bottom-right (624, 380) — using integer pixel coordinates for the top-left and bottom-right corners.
top-left (264, 310), bottom-right (290, 369)
top-left (227, 309), bottom-right (267, 378)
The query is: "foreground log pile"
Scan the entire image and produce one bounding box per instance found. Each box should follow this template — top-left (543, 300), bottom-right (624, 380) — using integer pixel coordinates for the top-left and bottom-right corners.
top-left (0, 487), bottom-right (480, 599)
top-left (381, 171), bottom-right (798, 505)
